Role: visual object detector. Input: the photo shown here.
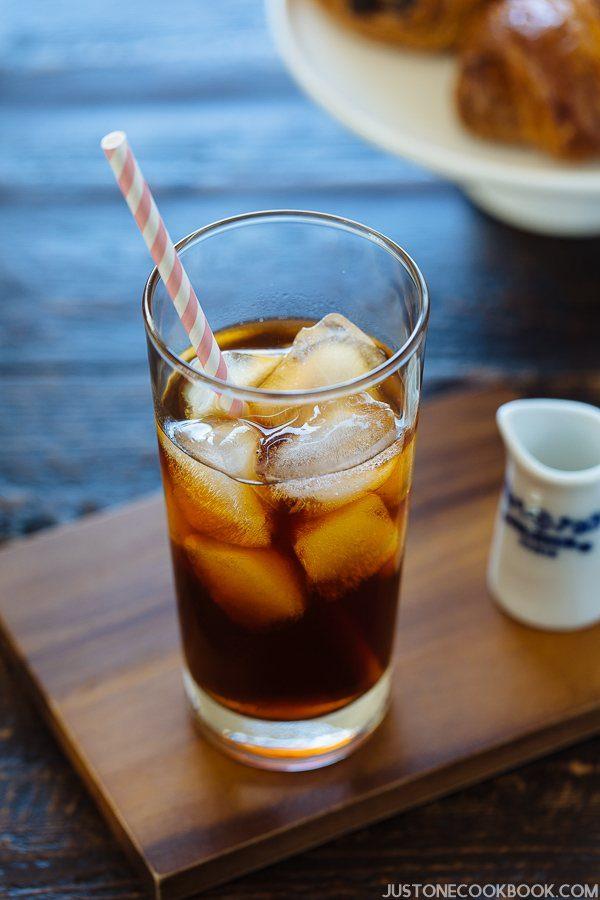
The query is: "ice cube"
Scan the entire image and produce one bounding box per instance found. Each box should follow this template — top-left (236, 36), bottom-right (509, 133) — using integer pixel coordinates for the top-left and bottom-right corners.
top-left (378, 497), bottom-right (410, 579)
top-left (293, 493), bottom-right (398, 599)
top-left (183, 349), bottom-right (281, 418)
top-left (377, 433), bottom-right (415, 511)
top-left (267, 438), bottom-right (403, 514)
top-left (185, 534), bottom-right (306, 631)
top-left (169, 417), bottom-right (260, 481)
top-left (162, 488), bottom-right (191, 547)
top-left (249, 314), bottom-right (389, 427)
top-left (158, 425), bottom-right (272, 547)
top-left (257, 393), bottom-right (397, 483)
top-left (260, 313), bottom-right (387, 393)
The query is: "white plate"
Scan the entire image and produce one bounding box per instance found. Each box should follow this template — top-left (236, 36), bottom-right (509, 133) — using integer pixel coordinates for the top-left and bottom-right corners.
top-left (267, 0), bottom-right (600, 234)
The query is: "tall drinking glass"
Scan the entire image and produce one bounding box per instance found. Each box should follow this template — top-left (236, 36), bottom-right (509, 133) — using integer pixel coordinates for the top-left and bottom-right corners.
top-left (143, 211), bottom-right (429, 770)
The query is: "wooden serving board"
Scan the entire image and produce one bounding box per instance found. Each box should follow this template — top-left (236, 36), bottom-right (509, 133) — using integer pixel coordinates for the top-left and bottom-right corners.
top-left (0, 386), bottom-right (598, 899)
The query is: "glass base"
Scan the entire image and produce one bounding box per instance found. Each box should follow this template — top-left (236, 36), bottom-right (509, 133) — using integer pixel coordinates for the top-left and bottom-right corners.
top-left (183, 667), bottom-right (391, 771)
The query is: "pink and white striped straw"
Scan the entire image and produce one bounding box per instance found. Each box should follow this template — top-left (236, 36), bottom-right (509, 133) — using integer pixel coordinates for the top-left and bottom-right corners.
top-left (101, 130), bottom-right (244, 417)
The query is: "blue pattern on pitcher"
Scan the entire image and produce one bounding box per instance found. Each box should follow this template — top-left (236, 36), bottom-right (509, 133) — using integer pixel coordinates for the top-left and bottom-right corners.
top-left (503, 485), bottom-right (600, 558)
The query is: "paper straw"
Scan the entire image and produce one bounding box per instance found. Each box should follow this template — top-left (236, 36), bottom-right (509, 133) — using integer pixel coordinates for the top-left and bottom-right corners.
top-left (101, 131), bottom-right (244, 417)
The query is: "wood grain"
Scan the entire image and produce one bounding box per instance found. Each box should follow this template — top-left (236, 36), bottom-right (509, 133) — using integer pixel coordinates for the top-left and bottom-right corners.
top-left (0, 387), bottom-right (598, 899)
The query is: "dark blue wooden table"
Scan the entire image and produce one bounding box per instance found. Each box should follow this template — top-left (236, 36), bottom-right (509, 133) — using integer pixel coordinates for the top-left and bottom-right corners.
top-left (0, 2), bottom-right (598, 897)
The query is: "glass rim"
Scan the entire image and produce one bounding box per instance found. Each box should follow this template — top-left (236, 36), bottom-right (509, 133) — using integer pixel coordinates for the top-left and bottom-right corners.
top-left (142, 209), bottom-right (429, 404)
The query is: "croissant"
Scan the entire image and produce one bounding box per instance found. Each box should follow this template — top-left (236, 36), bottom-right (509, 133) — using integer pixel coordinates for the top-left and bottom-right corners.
top-left (316, 0), bottom-right (486, 51)
top-left (456, 0), bottom-right (600, 159)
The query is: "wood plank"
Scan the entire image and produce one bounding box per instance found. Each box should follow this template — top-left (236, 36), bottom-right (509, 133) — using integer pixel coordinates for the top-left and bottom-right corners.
top-left (1, 2), bottom-right (428, 192)
top-left (0, 386), bottom-right (598, 898)
top-left (2, 194), bottom-right (599, 375)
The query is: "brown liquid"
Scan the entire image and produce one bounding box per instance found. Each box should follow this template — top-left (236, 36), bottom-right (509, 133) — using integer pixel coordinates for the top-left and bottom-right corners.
top-left (158, 319), bottom-right (413, 721)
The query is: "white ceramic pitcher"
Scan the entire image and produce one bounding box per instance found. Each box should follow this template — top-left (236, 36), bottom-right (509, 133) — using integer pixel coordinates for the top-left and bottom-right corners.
top-left (488, 399), bottom-right (600, 631)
